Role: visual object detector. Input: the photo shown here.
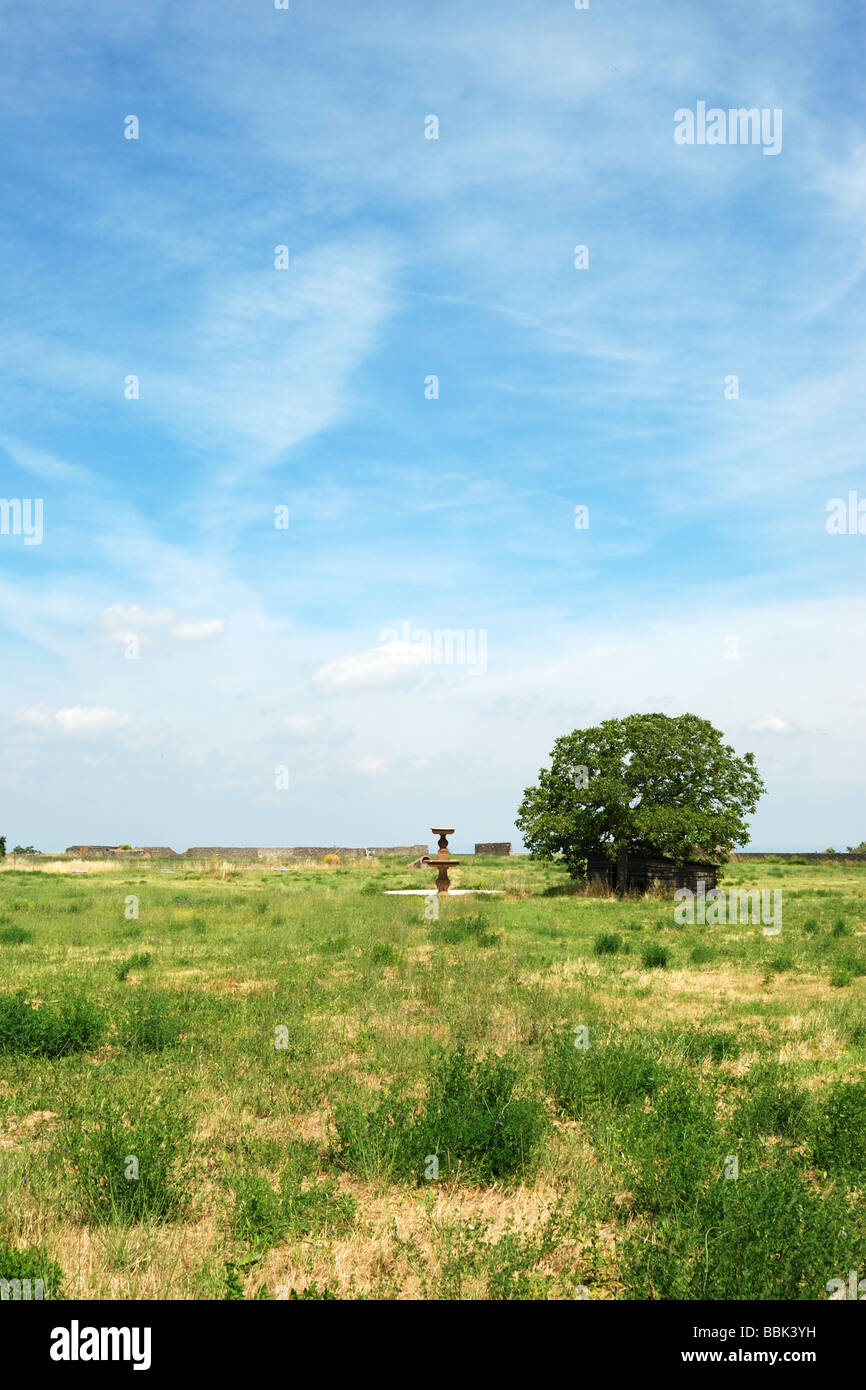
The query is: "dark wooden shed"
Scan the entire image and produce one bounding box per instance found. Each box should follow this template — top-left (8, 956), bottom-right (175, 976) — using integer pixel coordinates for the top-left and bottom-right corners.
top-left (586, 851), bottom-right (718, 894)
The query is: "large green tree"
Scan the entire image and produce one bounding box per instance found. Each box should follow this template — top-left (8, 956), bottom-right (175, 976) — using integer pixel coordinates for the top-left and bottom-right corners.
top-left (515, 713), bottom-right (765, 892)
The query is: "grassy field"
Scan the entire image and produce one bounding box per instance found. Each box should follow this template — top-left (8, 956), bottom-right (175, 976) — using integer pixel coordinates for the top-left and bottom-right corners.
top-left (0, 853), bottom-right (864, 1300)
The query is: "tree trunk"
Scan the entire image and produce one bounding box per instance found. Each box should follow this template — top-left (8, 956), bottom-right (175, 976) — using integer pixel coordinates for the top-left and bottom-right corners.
top-left (615, 846), bottom-right (629, 896)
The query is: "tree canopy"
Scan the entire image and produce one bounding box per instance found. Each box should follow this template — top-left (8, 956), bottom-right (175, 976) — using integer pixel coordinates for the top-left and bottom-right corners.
top-left (515, 713), bottom-right (765, 889)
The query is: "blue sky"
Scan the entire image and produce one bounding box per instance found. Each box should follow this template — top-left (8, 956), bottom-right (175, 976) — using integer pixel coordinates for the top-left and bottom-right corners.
top-left (1, 0), bottom-right (864, 853)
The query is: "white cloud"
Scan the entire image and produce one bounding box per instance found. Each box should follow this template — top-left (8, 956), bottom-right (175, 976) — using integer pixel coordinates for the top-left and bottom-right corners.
top-left (748, 715), bottom-right (794, 734)
top-left (100, 604), bottom-right (175, 642)
top-left (171, 618), bottom-right (226, 641)
top-left (12, 705), bottom-right (58, 730)
top-left (357, 756), bottom-right (387, 774)
top-left (0, 435), bottom-right (95, 485)
top-left (98, 607), bottom-right (226, 644)
top-left (312, 643), bottom-right (424, 694)
top-left (13, 705), bottom-right (132, 735)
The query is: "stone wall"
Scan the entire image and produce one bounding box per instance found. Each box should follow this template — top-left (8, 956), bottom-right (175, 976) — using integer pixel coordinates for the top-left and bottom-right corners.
top-left (116, 847), bottom-right (179, 859)
top-left (183, 846), bottom-right (429, 861)
top-left (65, 846), bottom-right (178, 858)
top-left (731, 852), bottom-right (866, 863)
top-left (65, 846), bottom-right (122, 857)
top-left (63, 844), bottom-right (429, 861)
top-left (474, 842), bottom-right (512, 855)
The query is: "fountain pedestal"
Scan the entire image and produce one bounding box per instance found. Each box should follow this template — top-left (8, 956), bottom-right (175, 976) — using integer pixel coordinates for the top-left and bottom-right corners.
top-left (429, 827), bottom-right (460, 894)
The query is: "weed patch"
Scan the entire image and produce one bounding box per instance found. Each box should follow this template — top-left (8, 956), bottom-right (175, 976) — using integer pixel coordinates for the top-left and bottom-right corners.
top-left (335, 1044), bottom-right (547, 1184)
top-left (0, 991), bottom-right (103, 1057)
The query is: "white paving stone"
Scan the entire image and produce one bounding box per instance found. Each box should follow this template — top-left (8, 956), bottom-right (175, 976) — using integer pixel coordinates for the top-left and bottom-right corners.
top-left (383, 889), bottom-right (503, 896)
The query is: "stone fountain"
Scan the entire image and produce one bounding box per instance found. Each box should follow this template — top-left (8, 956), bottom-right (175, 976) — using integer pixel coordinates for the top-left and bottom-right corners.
top-left (383, 828), bottom-right (501, 898)
top-left (427, 827), bottom-right (461, 894)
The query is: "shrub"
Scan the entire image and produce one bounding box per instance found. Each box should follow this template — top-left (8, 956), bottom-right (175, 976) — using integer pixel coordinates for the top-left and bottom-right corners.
top-left (63, 1094), bottom-right (192, 1223)
top-left (811, 1079), bottom-right (866, 1175)
top-left (317, 936), bottom-right (348, 955)
top-left (641, 943), bottom-right (670, 969)
top-left (620, 1074), bottom-right (718, 1215)
top-left (415, 1046), bottom-right (547, 1183)
top-left (593, 932), bottom-right (622, 956)
top-left (332, 1091), bottom-right (415, 1183)
top-left (0, 1241), bottom-right (64, 1298)
top-left (335, 1044), bottom-right (547, 1185)
top-left (542, 1030), bottom-right (663, 1118)
top-left (439, 914), bottom-right (499, 947)
top-left (0, 991), bottom-right (103, 1057)
top-left (830, 967), bottom-right (854, 989)
top-left (678, 1029), bottom-right (743, 1064)
top-left (115, 951), bottom-right (152, 981)
top-left (689, 944), bottom-right (716, 964)
top-left (835, 953), bottom-right (866, 979)
top-left (764, 953), bottom-right (794, 974)
top-left (230, 1174), bottom-right (285, 1250)
top-left (416, 1201), bottom-right (582, 1300)
top-left (732, 1064), bottom-right (810, 1140)
top-left (369, 943), bottom-right (399, 965)
top-left (620, 1161), bottom-right (865, 1299)
top-left (0, 925), bottom-right (31, 945)
top-left (231, 1145), bottom-right (355, 1251)
top-left (117, 991), bottom-right (186, 1053)
top-left (223, 1262), bottom-right (246, 1300)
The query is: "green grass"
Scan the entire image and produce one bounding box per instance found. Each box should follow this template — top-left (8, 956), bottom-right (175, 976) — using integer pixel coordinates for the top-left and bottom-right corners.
top-left (640, 942), bottom-right (670, 969)
top-left (60, 1088), bottom-right (193, 1224)
top-left (334, 1042), bottom-right (548, 1184)
top-left (593, 931), bottom-right (622, 956)
top-left (0, 989), bottom-right (103, 1056)
top-left (1, 853), bottom-right (865, 1298)
top-left (0, 1240), bottom-right (65, 1298)
top-left (231, 1142), bottom-right (356, 1251)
